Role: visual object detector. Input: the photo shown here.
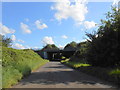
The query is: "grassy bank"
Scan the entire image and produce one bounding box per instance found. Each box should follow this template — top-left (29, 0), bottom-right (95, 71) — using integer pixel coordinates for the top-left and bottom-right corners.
top-left (61, 59), bottom-right (120, 86)
top-left (2, 47), bottom-right (49, 88)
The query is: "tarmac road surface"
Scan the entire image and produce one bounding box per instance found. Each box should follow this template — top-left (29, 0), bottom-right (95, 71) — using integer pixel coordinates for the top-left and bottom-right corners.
top-left (13, 62), bottom-right (116, 88)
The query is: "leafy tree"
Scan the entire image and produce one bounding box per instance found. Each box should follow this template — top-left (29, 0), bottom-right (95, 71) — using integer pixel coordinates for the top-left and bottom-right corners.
top-left (0, 35), bottom-right (12, 47)
top-left (42, 44), bottom-right (59, 51)
top-left (51, 44), bottom-right (59, 49)
top-left (62, 41), bottom-right (77, 58)
top-left (69, 41), bottom-right (88, 62)
top-left (86, 7), bottom-right (120, 67)
top-left (70, 41), bottom-right (77, 47)
top-left (64, 41), bottom-right (77, 51)
top-left (75, 41), bottom-right (88, 58)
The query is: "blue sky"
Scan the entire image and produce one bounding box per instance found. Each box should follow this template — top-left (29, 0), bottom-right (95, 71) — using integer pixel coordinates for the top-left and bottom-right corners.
top-left (1, 1), bottom-right (114, 49)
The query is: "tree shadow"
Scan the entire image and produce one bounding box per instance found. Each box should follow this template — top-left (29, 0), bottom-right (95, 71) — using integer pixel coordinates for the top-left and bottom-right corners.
top-left (19, 65), bottom-right (113, 88)
top-left (44, 66), bottom-right (68, 69)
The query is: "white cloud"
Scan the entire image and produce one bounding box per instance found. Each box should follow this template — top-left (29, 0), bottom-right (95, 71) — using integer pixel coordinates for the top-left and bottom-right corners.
top-left (12, 43), bottom-right (25, 49)
top-left (58, 44), bottom-right (64, 49)
top-left (61, 35), bottom-right (68, 39)
top-left (18, 39), bottom-right (25, 43)
top-left (35, 20), bottom-right (48, 30)
top-left (20, 22), bottom-right (32, 34)
top-left (112, 0), bottom-right (119, 6)
top-left (10, 34), bottom-right (25, 43)
top-left (0, 23), bottom-right (15, 35)
top-left (11, 35), bottom-right (16, 41)
top-left (51, 0), bottom-right (88, 24)
top-left (32, 46), bottom-right (40, 50)
top-left (84, 21), bottom-right (96, 29)
top-left (80, 39), bottom-right (87, 42)
top-left (10, 34), bottom-right (25, 44)
top-left (25, 45), bottom-right (31, 49)
top-left (42, 36), bottom-right (54, 45)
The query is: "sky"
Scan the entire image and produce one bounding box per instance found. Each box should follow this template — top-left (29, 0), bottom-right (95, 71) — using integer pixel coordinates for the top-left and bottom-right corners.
top-left (0, 0), bottom-right (119, 49)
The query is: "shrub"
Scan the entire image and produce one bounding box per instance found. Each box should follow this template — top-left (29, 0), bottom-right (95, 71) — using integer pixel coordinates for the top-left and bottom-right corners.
top-left (86, 7), bottom-right (120, 67)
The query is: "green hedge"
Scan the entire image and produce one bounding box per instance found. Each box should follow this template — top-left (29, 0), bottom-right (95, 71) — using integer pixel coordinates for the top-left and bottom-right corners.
top-left (2, 47), bottom-right (49, 88)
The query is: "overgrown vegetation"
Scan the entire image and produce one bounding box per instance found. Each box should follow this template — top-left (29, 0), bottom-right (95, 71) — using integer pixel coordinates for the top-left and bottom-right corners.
top-left (65, 61), bottom-right (90, 68)
top-left (62, 59), bottom-right (120, 86)
top-left (86, 7), bottom-right (119, 67)
top-left (64, 7), bottom-right (119, 67)
top-left (64, 41), bottom-right (77, 51)
top-left (2, 46), bottom-right (49, 88)
top-left (71, 41), bottom-right (88, 62)
top-left (61, 7), bottom-right (120, 86)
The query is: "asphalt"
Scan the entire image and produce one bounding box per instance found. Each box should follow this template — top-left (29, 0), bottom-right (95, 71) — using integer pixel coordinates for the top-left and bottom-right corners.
top-left (12, 62), bottom-right (116, 88)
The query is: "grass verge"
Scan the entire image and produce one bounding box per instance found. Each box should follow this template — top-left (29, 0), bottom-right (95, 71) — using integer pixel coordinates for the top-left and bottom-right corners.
top-left (61, 59), bottom-right (120, 87)
top-left (2, 46), bottom-right (49, 88)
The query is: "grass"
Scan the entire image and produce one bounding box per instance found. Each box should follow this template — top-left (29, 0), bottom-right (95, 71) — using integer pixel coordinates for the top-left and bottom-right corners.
top-left (109, 68), bottom-right (120, 84)
top-left (0, 62), bottom-right (2, 89)
top-left (61, 58), bottom-right (90, 68)
top-left (110, 68), bottom-right (120, 75)
top-left (2, 46), bottom-right (49, 88)
top-left (61, 58), bottom-right (120, 86)
top-left (65, 61), bottom-right (90, 68)
top-left (61, 59), bottom-right (69, 63)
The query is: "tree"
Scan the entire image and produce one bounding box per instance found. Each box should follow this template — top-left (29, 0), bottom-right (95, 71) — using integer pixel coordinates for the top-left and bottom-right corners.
top-left (42, 44), bottom-right (59, 51)
top-left (86, 7), bottom-right (120, 67)
top-left (64, 41), bottom-right (77, 51)
top-left (63, 41), bottom-right (77, 58)
top-left (69, 41), bottom-right (88, 62)
top-left (75, 41), bottom-right (88, 58)
top-left (0, 35), bottom-right (12, 47)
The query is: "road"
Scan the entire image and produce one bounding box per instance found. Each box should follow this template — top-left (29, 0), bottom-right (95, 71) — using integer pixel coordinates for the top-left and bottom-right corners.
top-left (13, 62), bottom-right (115, 88)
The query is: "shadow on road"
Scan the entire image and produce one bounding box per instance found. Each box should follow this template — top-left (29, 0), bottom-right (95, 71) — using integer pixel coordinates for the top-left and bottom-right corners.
top-left (19, 63), bottom-right (113, 88)
top-left (44, 66), bottom-right (67, 69)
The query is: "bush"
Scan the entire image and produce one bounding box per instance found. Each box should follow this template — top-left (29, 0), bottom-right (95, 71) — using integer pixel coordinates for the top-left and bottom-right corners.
top-left (86, 7), bottom-right (120, 67)
top-left (75, 41), bottom-right (88, 58)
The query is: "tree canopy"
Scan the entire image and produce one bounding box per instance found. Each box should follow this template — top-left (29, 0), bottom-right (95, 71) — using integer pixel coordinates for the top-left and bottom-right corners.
top-left (86, 7), bottom-right (120, 67)
top-left (64, 41), bottom-right (77, 51)
top-left (42, 44), bottom-right (59, 51)
top-left (0, 34), bottom-right (12, 47)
